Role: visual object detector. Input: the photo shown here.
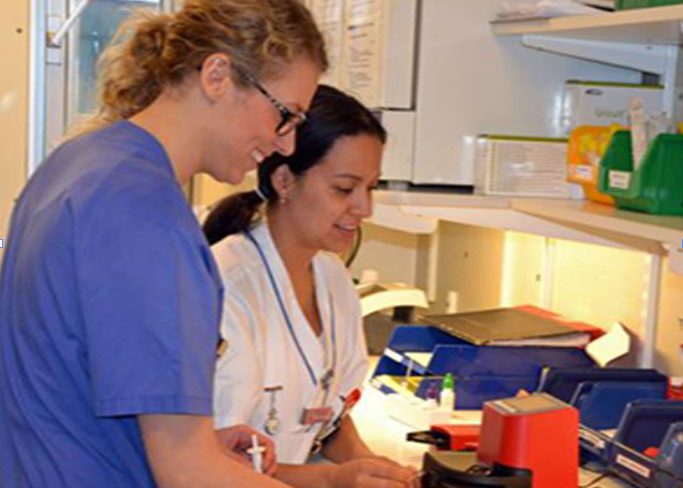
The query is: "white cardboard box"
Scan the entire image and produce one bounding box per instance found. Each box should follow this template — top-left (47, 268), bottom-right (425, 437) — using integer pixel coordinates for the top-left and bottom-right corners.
top-left (562, 81), bottom-right (664, 133)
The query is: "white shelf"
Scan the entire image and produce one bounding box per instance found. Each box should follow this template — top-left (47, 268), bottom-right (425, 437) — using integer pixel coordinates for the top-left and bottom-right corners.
top-left (372, 190), bottom-right (683, 256)
top-left (513, 198), bottom-right (683, 249)
top-left (491, 5), bottom-right (683, 44)
top-left (374, 190), bottom-right (510, 209)
top-left (369, 191), bottom-right (508, 234)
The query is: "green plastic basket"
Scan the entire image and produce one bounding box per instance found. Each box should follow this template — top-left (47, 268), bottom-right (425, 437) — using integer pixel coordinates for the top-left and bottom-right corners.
top-left (616, 0), bottom-right (683, 10)
top-left (598, 131), bottom-right (683, 215)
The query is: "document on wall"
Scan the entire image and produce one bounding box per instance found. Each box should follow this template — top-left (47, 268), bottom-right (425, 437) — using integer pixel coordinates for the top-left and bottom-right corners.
top-left (342, 0), bottom-right (386, 108)
top-left (309, 0), bottom-right (346, 88)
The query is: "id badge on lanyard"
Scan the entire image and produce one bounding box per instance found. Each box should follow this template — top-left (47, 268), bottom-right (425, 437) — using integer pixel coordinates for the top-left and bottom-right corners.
top-left (299, 285), bottom-right (338, 432)
top-left (301, 368), bottom-right (335, 428)
top-left (246, 231), bottom-right (338, 436)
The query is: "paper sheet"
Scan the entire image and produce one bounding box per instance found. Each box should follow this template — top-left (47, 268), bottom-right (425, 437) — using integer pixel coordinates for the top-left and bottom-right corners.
top-left (309, 0), bottom-right (346, 87)
top-left (585, 322), bottom-right (631, 367)
top-left (405, 352), bottom-right (433, 369)
top-left (342, 0), bottom-right (385, 107)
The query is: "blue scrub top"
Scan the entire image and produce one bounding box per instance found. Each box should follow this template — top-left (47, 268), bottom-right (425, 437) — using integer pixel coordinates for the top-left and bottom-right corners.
top-left (0, 121), bottom-right (223, 488)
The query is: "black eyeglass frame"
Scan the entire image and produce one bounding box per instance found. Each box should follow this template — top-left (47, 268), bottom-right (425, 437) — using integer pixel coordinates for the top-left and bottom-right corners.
top-left (238, 70), bottom-right (307, 137)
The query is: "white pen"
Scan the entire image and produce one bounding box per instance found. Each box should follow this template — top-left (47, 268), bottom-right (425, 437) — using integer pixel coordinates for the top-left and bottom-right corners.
top-left (248, 434), bottom-right (265, 474)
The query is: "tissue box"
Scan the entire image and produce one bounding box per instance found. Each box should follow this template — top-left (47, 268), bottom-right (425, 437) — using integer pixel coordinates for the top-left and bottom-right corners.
top-left (562, 81), bottom-right (663, 133)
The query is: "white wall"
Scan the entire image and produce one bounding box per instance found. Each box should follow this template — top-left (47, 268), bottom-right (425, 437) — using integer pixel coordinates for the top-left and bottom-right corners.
top-left (399, 225), bottom-right (683, 375)
top-left (350, 223), bottom-right (421, 286)
top-left (428, 222), bottom-right (505, 314)
top-left (503, 233), bottom-right (651, 368)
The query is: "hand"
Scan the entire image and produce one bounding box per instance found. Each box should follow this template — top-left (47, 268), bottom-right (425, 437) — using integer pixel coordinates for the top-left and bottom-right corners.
top-left (370, 457), bottom-right (422, 488)
top-left (328, 458), bottom-right (420, 488)
top-left (215, 425), bottom-right (277, 476)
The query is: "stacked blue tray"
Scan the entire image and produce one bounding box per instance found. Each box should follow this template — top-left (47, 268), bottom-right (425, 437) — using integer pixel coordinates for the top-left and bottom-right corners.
top-left (371, 325), bottom-right (595, 409)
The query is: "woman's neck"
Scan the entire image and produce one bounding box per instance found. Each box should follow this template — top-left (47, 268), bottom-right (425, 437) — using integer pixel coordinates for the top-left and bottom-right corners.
top-left (266, 212), bottom-right (322, 335)
top-left (129, 90), bottom-right (203, 186)
top-left (266, 211), bottom-right (315, 277)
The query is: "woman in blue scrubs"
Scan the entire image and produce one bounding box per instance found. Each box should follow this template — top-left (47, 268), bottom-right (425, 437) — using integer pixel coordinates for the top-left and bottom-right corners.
top-left (204, 85), bottom-right (419, 488)
top-left (0, 1), bottom-right (325, 487)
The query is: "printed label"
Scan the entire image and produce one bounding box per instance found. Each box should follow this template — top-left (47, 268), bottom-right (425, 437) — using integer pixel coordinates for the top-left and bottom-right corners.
top-left (595, 108), bottom-right (627, 119)
top-left (609, 170), bottom-right (632, 190)
top-left (615, 454), bottom-right (651, 478)
top-left (579, 429), bottom-right (605, 449)
top-left (571, 165), bottom-right (594, 181)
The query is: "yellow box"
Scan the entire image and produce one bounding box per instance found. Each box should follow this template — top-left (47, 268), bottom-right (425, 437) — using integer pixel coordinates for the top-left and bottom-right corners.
top-left (567, 125), bottom-right (622, 205)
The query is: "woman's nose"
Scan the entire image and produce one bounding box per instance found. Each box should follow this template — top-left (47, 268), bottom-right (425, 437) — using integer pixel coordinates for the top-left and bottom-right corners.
top-left (354, 192), bottom-right (373, 218)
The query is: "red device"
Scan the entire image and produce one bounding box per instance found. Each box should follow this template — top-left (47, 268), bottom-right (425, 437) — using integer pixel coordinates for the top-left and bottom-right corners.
top-left (408, 424), bottom-right (481, 452)
top-left (431, 424), bottom-right (481, 451)
top-left (477, 393), bottom-right (579, 488)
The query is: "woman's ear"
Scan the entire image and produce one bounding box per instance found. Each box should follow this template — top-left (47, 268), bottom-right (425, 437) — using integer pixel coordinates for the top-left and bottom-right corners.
top-left (270, 165), bottom-right (296, 204)
top-left (198, 53), bottom-right (234, 104)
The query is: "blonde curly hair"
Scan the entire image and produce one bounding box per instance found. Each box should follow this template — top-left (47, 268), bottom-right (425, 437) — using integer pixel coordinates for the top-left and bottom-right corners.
top-left (74, 0), bottom-right (327, 136)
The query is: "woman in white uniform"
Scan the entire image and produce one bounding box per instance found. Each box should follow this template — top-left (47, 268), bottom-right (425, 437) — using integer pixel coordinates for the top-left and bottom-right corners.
top-left (204, 85), bottom-right (418, 488)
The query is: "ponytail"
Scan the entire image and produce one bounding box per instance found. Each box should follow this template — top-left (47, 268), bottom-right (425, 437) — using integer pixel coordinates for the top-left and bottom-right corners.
top-left (67, 10), bottom-right (172, 138)
top-left (99, 11), bottom-right (172, 124)
top-left (69, 0), bottom-right (328, 138)
top-left (202, 191), bottom-right (265, 246)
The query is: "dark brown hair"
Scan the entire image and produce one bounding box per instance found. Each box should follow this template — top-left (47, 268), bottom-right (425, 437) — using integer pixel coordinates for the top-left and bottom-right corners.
top-left (203, 85), bottom-right (387, 246)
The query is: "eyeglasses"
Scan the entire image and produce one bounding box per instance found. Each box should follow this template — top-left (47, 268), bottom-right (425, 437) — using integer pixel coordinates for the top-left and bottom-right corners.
top-left (239, 70), bottom-right (307, 137)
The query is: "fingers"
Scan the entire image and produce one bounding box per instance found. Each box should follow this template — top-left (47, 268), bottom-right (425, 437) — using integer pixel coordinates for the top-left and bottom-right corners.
top-left (257, 433), bottom-right (276, 463)
top-left (221, 448), bottom-right (253, 468)
top-left (354, 474), bottom-right (412, 488)
top-left (261, 445), bottom-right (277, 476)
top-left (215, 424), bottom-right (256, 451)
top-left (365, 460), bottom-right (416, 485)
top-left (368, 456), bottom-right (411, 471)
top-left (215, 425), bottom-right (278, 476)
top-left (344, 458), bottom-right (418, 488)
top-left (215, 427), bottom-right (239, 450)
top-left (263, 460), bottom-right (278, 477)
top-left (409, 470), bottom-right (423, 488)
top-left (250, 430), bottom-right (276, 475)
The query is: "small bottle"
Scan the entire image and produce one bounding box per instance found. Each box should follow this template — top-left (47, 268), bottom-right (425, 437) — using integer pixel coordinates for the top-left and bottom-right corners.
top-left (424, 383), bottom-right (439, 409)
top-left (439, 373), bottom-right (456, 412)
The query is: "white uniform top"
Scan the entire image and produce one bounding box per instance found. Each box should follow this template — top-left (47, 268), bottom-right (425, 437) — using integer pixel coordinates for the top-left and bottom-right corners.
top-left (212, 221), bottom-right (369, 464)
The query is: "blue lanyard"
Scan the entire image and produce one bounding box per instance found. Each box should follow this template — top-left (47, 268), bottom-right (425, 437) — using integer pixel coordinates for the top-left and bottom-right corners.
top-left (245, 230), bottom-right (337, 388)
